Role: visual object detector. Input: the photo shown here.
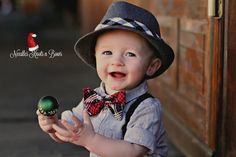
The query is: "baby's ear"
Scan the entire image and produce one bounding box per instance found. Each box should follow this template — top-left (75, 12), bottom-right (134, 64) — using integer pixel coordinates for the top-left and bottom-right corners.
top-left (146, 58), bottom-right (162, 76)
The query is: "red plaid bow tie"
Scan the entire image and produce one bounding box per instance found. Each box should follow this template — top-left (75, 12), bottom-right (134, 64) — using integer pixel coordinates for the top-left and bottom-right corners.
top-left (83, 88), bottom-right (126, 120)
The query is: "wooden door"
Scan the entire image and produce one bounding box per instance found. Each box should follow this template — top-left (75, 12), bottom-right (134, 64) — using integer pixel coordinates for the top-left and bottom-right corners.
top-left (144, 0), bottom-right (223, 156)
top-left (220, 0), bottom-right (236, 156)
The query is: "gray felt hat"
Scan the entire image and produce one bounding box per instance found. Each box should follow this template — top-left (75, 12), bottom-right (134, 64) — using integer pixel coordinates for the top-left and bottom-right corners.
top-left (74, 1), bottom-right (174, 78)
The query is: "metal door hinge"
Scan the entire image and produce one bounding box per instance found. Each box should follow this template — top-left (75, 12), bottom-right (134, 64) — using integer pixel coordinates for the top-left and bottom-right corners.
top-left (208, 0), bottom-right (223, 18)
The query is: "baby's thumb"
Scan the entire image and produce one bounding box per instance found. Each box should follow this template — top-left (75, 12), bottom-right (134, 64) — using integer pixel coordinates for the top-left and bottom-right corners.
top-left (83, 110), bottom-right (92, 125)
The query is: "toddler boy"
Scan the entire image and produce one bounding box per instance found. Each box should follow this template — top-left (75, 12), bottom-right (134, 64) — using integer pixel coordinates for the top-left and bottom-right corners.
top-left (37, 1), bottom-right (174, 157)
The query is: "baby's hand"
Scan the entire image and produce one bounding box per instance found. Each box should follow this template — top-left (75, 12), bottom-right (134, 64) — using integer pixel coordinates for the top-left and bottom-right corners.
top-left (52, 110), bottom-right (96, 147)
top-left (36, 109), bottom-right (58, 133)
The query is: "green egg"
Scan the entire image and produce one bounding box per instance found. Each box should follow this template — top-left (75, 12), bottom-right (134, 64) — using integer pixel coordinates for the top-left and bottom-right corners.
top-left (38, 96), bottom-right (59, 116)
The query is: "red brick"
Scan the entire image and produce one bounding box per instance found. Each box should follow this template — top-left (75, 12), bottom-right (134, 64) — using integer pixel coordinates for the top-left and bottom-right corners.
top-left (180, 31), bottom-right (205, 52)
top-left (187, 0), bottom-right (208, 19)
top-left (180, 18), bottom-right (208, 34)
top-left (179, 46), bottom-right (205, 107)
top-left (148, 0), bottom-right (187, 17)
top-left (154, 16), bottom-right (179, 89)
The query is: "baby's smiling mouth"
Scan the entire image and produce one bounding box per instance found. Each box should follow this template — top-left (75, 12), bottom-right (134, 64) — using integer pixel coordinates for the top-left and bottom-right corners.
top-left (109, 72), bottom-right (126, 79)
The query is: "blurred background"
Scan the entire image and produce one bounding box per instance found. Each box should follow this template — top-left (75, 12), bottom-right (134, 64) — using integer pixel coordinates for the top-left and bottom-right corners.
top-left (0, 0), bottom-right (97, 156)
top-left (1, 0), bottom-right (235, 157)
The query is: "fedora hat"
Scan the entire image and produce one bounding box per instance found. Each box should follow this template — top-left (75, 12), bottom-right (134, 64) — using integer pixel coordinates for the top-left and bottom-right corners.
top-left (74, 1), bottom-right (174, 78)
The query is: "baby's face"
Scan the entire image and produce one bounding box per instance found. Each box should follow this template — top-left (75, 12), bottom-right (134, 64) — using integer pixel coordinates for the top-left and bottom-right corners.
top-left (95, 29), bottom-right (159, 94)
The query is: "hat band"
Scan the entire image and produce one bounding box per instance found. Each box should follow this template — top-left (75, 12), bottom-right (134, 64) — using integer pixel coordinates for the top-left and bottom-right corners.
top-left (95, 17), bottom-right (161, 40)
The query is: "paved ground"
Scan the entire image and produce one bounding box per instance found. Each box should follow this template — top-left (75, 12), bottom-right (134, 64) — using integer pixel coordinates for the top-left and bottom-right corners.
top-left (0, 23), bottom-right (184, 157)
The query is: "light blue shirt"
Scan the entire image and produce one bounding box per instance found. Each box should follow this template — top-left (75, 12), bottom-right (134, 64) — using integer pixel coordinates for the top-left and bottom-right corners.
top-left (62, 81), bottom-right (168, 157)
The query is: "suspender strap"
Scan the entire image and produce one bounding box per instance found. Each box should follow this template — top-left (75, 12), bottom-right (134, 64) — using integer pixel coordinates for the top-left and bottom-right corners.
top-left (122, 93), bottom-right (153, 137)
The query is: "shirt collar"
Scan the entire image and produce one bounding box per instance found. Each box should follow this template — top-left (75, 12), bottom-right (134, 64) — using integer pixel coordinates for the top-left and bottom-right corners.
top-left (96, 81), bottom-right (148, 103)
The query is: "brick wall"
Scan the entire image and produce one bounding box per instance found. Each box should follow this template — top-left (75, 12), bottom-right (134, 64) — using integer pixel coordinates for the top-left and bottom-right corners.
top-left (125, 0), bottom-right (215, 156)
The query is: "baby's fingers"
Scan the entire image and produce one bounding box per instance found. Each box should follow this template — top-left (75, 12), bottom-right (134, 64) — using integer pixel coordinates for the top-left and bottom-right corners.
top-left (61, 120), bottom-right (78, 133)
top-left (54, 132), bottom-right (71, 142)
top-left (52, 124), bottom-right (71, 137)
top-left (71, 115), bottom-right (83, 128)
top-left (36, 110), bottom-right (41, 115)
top-left (39, 118), bottom-right (56, 126)
top-left (52, 123), bottom-right (77, 142)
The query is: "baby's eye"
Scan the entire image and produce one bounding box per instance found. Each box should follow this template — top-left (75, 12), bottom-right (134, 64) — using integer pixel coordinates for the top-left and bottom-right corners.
top-left (126, 52), bottom-right (136, 57)
top-left (102, 51), bottom-right (112, 55)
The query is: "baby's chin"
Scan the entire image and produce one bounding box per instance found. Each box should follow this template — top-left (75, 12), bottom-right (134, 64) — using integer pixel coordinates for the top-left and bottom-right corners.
top-left (105, 84), bottom-right (126, 94)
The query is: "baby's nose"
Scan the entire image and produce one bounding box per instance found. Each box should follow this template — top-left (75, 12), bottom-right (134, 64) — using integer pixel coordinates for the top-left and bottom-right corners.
top-left (111, 55), bottom-right (124, 66)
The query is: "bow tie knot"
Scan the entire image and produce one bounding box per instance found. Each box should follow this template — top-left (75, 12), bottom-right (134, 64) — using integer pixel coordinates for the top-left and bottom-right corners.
top-left (83, 88), bottom-right (126, 120)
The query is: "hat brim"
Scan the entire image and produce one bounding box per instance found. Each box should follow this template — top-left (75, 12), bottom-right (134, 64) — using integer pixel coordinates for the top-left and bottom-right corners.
top-left (74, 26), bottom-right (174, 79)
